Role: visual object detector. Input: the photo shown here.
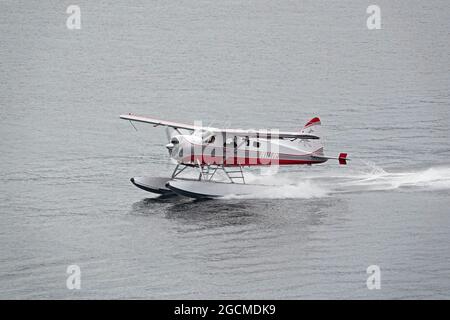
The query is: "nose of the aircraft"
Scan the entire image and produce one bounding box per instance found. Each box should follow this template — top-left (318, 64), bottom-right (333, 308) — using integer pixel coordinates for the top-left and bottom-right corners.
top-left (165, 143), bottom-right (174, 150)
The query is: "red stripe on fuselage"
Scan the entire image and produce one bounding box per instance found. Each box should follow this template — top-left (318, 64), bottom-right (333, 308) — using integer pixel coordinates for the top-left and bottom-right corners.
top-left (183, 155), bottom-right (325, 166)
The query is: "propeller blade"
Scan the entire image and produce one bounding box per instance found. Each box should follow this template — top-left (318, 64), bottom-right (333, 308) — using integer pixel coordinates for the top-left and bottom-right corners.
top-left (166, 143), bottom-right (174, 150)
top-left (165, 127), bottom-right (176, 141)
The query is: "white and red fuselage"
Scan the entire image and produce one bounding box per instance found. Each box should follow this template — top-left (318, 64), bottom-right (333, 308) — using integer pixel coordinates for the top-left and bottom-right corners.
top-left (166, 117), bottom-right (327, 167)
top-left (121, 114), bottom-right (348, 197)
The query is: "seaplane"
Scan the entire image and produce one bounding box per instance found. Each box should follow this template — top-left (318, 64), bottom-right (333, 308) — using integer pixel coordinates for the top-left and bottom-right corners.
top-left (120, 113), bottom-right (348, 198)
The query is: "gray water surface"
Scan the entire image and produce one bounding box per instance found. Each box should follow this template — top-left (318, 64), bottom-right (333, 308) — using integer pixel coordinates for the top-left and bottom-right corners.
top-left (1, 0), bottom-right (450, 299)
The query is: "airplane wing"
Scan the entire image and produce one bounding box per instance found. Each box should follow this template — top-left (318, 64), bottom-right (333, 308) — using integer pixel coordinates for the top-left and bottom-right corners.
top-left (211, 128), bottom-right (320, 140)
top-left (120, 114), bottom-right (320, 139)
top-left (120, 114), bottom-right (197, 131)
top-left (212, 116), bottom-right (321, 139)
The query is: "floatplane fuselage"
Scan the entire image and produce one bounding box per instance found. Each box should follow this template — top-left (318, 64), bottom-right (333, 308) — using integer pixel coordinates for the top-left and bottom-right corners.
top-left (120, 114), bottom-right (348, 198)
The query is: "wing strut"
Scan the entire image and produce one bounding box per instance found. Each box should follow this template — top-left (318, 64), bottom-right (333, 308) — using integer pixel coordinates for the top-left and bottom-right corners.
top-left (129, 120), bottom-right (138, 131)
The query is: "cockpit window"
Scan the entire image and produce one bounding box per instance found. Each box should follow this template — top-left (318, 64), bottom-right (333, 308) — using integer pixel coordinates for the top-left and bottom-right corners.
top-left (196, 129), bottom-right (213, 139)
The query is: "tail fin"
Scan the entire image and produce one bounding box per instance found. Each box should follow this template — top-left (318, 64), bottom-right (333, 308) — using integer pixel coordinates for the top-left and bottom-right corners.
top-left (338, 153), bottom-right (348, 165)
top-left (303, 117), bottom-right (321, 129)
top-left (301, 117), bottom-right (321, 135)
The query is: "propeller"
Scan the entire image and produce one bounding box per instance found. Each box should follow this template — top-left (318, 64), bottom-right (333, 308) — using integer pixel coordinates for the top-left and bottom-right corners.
top-left (164, 127), bottom-right (184, 164)
top-left (165, 127), bottom-right (175, 141)
top-left (165, 127), bottom-right (177, 155)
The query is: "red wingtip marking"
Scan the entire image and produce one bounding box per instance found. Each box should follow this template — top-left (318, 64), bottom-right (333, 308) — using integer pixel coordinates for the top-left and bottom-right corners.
top-left (304, 117), bottom-right (321, 128)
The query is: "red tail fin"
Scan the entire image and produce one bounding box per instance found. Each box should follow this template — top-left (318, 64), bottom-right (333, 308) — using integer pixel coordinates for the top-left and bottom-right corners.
top-left (303, 117), bottom-right (321, 129)
top-left (338, 153), bottom-right (348, 165)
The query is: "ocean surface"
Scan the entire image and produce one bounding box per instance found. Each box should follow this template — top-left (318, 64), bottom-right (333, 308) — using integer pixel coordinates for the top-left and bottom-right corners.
top-left (1, 0), bottom-right (449, 299)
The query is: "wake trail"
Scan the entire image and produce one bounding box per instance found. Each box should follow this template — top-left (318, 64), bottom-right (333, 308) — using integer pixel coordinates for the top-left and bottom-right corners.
top-left (339, 164), bottom-right (450, 192)
top-left (226, 164), bottom-right (450, 199)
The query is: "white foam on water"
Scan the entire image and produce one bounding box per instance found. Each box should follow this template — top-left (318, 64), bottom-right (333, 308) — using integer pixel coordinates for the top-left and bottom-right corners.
top-left (222, 171), bottom-right (330, 200)
top-left (223, 180), bottom-right (330, 200)
top-left (222, 164), bottom-right (450, 199)
top-left (346, 165), bottom-right (450, 192)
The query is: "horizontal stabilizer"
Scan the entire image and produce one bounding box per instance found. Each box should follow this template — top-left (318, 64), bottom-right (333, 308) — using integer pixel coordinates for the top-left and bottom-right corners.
top-left (312, 152), bottom-right (349, 165)
top-left (338, 153), bottom-right (348, 165)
